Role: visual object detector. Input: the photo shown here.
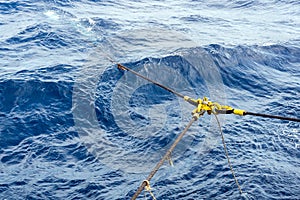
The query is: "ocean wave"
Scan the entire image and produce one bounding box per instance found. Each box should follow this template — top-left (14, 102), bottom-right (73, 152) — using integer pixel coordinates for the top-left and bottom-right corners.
top-left (1, 43), bottom-right (299, 198)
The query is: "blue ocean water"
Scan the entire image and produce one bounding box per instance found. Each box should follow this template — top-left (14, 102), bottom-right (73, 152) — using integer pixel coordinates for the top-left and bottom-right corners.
top-left (0, 0), bottom-right (300, 199)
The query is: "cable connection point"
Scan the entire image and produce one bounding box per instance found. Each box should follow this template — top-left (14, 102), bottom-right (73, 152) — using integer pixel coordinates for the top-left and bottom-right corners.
top-left (117, 64), bottom-right (128, 71)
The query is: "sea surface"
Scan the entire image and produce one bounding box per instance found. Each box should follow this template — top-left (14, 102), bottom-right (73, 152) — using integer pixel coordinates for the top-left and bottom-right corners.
top-left (0, 0), bottom-right (300, 199)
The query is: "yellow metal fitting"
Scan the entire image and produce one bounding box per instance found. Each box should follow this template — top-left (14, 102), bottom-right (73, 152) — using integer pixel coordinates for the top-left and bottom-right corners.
top-left (143, 180), bottom-right (152, 191)
top-left (185, 96), bottom-right (245, 116)
top-left (143, 180), bottom-right (157, 200)
top-left (167, 155), bottom-right (174, 167)
top-left (233, 109), bottom-right (245, 116)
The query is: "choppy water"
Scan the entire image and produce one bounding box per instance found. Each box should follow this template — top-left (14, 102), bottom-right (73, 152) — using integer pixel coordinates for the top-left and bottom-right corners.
top-left (0, 0), bottom-right (300, 199)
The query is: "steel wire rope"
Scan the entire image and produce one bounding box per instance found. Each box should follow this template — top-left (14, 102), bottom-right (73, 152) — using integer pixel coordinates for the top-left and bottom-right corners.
top-left (131, 112), bottom-right (203, 200)
top-left (213, 113), bottom-right (243, 194)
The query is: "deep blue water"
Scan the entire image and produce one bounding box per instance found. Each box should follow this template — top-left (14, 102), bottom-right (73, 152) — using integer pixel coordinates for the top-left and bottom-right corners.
top-left (1, 0), bottom-right (300, 199)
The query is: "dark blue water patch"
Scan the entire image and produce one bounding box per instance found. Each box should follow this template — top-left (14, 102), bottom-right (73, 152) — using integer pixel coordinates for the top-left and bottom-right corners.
top-left (0, 132), bottom-right (84, 166)
top-left (0, 137), bottom-right (98, 199)
top-left (96, 74), bottom-right (176, 149)
top-left (42, 0), bottom-right (78, 7)
top-left (13, 64), bottom-right (76, 81)
top-left (180, 14), bottom-right (230, 25)
top-left (0, 184), bottom-right (9, 193)
top-left (29, 176), bottom-right (89, 199)
top-left (206, 0), bottom-right (257, 10)
top-left (161, 53), bottom-right (208, 96)
top-left (259, 45), bottom-right (300, 71)
top-left (207, 44), bottom-right (300, 98)
top-left (218, 68), bottom-right (273, 98)
top-left (207, 44), bottom-right (300, 71)
top-left (0, 1), bottom-right (33, 14)
top-left (37, 64), bottom-right (74, 74)
top-left (95, 65), bottom-right (124, 132)
top-left (180, 15), bottom-right (212, 23)
top-left (0, 79), bottom-right (72, 112)
top-left (129, 83), bottom-right (176, 112)
top-left (229, 0), bottom-right (257, 9)
top-left (0, 46), bottom-right (12, 53)
top-left (1, 136), bottom-right (94, 177)
top-left (75, 182), bottom-right (106, 198)
top-left (0, 78), bottom-right (74, 150)
top-left (5, 23), bottom-right (71, 49)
